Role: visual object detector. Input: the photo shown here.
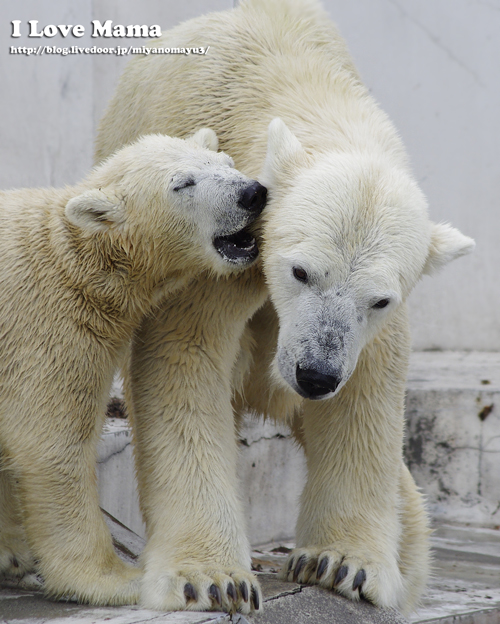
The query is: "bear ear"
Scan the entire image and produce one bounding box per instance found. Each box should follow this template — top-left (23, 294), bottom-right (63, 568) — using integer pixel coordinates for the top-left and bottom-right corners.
top-left (422, 222), bottom-right (475, 275)
top-left (65, 188), bottom-right (125, 233)
top-left (187, 128), bottom-right (219, 152)
top-left (261, 118), bottom-right (309, 187)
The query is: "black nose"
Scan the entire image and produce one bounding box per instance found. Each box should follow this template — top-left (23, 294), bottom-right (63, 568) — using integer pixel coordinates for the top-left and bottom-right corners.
top-left (296, 365), bottom-right (340, 399)
top-left (238, 181), bottom-right (267, 213)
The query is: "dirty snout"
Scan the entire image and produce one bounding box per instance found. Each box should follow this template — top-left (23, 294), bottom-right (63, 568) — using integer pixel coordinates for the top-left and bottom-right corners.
top-left (275, 293), bottom-right (363, 401)
top-left (213, 180), bottom-right (267, 266)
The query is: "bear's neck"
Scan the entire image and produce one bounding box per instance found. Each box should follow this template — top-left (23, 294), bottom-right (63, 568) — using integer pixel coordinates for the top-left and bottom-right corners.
top-left (47, 201), bottom-right (173, 333)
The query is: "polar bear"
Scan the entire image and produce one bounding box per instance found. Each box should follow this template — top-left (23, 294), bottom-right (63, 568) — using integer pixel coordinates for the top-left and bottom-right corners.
top-left (0, 130), bottom-right (267, 606)
top-left (95, 0), bottom-right (475, 615)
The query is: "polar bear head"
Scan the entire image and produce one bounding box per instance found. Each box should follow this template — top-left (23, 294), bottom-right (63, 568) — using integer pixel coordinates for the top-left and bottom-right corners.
top-left (261, 119), bottom-right (474, 400)
top-left (65, 130), bottom-right (266, 276)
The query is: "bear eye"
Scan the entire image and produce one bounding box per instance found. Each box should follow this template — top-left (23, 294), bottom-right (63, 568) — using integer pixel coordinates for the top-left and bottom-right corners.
top-left (292, 267), bottom-right (308, 283)
top-left (173, 177), bottom-right (195, 191)
top-left (372, 298), bottom-right (390, 309)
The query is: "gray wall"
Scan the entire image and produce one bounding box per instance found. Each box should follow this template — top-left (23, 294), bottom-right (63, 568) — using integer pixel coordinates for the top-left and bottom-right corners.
top-left (1, 1), bottom-right (497, 351)
top-left (0, 0), bottom-right (233, 188)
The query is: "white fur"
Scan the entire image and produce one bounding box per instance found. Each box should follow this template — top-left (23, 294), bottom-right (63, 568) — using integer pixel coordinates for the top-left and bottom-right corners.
top-left (95, 0), bottom-right (473, 614)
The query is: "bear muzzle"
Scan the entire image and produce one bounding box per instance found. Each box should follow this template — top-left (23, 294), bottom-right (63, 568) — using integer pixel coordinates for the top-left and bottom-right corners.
top-left (295, 364), bottom-right (341, 400)
top-left (238, 181), bottom-right (267, 214)
top-left (212, 181), bottom-right (267, 266)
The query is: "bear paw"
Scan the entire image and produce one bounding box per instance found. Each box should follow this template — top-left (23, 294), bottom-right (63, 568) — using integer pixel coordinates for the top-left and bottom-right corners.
top-left (141, 566), bottom-right (262, 614)
top-left (280, 546), bottom-right (404, 609)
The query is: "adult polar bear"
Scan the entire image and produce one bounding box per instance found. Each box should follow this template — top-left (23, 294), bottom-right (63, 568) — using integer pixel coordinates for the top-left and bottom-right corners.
top-left (96, 0), bottom-right (474, 614)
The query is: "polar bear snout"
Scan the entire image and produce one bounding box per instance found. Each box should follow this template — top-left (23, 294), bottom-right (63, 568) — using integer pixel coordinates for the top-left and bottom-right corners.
top-left (296, 364), bottom-right (341, 399)
top-left (210, 180), bottom-right (267, 267)
top-left (273, 290), bottom-right (366, 401)
top-left (238, 181), bottom-right (267, 214)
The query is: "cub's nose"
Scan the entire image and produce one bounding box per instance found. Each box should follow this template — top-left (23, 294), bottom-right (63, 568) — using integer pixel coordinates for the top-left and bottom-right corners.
top-left (238, 181), bottom-right (267, 213)
top-left (296, 365), bottom-right (340, 399)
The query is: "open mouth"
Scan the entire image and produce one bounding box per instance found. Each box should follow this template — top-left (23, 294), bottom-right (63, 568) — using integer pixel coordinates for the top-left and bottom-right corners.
top-left (212, 227), bottom-right (259, 265)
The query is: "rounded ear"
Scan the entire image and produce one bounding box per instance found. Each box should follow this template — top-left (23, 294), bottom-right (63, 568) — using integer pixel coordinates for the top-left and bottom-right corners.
top-left (187, 128), bottom-right (219, 152)
top-left (423, 222), bottom-right (475, 275)
top-left (261, 118), bottom-right (310, 187)
top-left (65, 188), bottom-right (125, 233)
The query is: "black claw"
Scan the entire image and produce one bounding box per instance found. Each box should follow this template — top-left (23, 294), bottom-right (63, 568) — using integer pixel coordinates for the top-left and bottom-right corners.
top-left (251, 585), bottom-right (260, 610)
top-left (316, 557), bottom-right (328, 580)
top-left (11, 556), bottom-right (19, 568)
top-left (293, 555), bottom-right (307, 582)
top-left (209, 584), bottom-right (222, 607)
top-left (287, 557), bottom-right (294, 574)
top-left (184, 583), bottom-right (197, 603)
top-left (239, 581), bottom-right (249, 602)
top-left (227, 583), bottom-right (237, 602)
top-left (353, 569), bottom-right (366, 592)
top-left (333, 565), bottom-right (349, 587)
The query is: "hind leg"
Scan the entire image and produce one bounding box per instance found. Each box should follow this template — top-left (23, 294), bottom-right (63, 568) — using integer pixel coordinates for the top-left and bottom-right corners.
top-left (0, 459), bottom-right (34, 578)
top-left (397, 464), bottom-right (431, 610)
top-left (1, 426), bottom-right (142, 604)
top-left (0, 359), bottom-right (142, 606)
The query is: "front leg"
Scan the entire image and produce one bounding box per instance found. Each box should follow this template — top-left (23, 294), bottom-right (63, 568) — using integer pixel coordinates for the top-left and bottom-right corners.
top-left (127, 270), bottom-right (267, 614)
top-left (282, 309), bottom-right (430, 615)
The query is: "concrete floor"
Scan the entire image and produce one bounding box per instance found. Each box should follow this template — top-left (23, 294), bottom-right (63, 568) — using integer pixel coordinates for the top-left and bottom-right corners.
top-left (410, 523), bottom-right (500, 624)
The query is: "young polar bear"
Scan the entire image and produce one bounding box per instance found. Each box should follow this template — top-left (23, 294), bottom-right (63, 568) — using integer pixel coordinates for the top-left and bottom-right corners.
top-left (95, 0), bottom-right (475, 615)
top-left (0, 130), bottom-right (266, 606)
